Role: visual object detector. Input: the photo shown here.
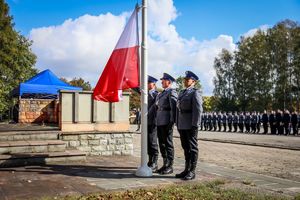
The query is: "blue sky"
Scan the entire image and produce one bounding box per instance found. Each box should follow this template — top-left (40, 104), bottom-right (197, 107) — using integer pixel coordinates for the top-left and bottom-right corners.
top-left (5, 0), bottom-right (300, 95)
top-left (7, 0), bottom-right (300, 41)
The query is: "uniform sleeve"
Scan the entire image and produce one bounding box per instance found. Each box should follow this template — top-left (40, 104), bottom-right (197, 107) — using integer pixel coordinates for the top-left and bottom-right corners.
top-left (169, 89), bottom-right (178, 124)
top-left (192, 89), bottom-right (203, 127)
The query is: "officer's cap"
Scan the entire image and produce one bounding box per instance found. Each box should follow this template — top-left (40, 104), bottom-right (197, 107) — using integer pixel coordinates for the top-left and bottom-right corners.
top-left (184, 71), bottom-right (199, 81)
top-left (160, 73), bottom-right (175, 82)
top-left (148, 75), bottom-right (158, 83)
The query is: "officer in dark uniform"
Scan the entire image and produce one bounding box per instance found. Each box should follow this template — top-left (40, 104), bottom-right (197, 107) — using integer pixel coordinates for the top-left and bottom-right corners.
top-left (217, 112), bottom-right (222, 131)
top-left (269, 110), bottom-right (276, 134)
top-left (212, 112), bottom-right (217, 131)
top-left (283, 110), bottom-right (291, 135)
top-left (233, 112), bottom-right (238, 132)
top-left (147, 76), bottom-right (159, 171)
top-left (238, 112), bottom-right (244, 133)
top-left (276, 109), bottom-right (283, 135)
top-left (256, 112), bottom-right (261, 133)
top-left (250, 112), bottom-right (257, 133)
top-left (222, 112), bottom-right (227, 132)
top-left (176, 71), bottom-right (202, 180)
top-left (200, 114), bottom-right (204, 130)
top-left (203, 113), bottom-right (208, 131)
top-left (227, 112), bottom-right (233, 132)
top-left (208, 112), bottom-right (213, 131)
top-left (261, 110), bottom-right (269, 134)
top-left (156, 73), bottom-right (178, 174)
top-left (245, 112), bottom-right (251, 133)
top-left (291, 111), bottom-right (298, 135)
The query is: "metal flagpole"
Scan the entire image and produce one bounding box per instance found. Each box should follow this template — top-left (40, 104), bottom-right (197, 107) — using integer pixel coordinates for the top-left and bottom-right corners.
top-left (135, 0), bottom-right (152, 177)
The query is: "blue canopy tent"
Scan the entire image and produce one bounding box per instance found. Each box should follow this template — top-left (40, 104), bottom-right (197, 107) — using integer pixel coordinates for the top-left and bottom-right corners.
top-left (12, 69), bottom-right (82, 98)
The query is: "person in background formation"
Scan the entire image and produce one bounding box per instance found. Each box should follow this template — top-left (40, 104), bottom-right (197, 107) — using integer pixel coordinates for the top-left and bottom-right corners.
top-left (227, 112), bottom-right (233, 132)
top-left (197, 109), bottom-right (299, 136)
top-left (217, 112), bottom-right (222, 132)
top-left (250, 111), bottom-right (257, 133)
top-left (276, 109), bottom-right (284, 135)
top-left (283, 110), bottom-right (291, 136)
top-left (291, 111), bottom-right (298, 135)
top-left (147, 76), bottom-right (159, 172)
top-left (200, 114), bottom-right (204, 131)
top-left (262, 110), bottom-right (269, 134)
top-left (233, 112), bottom-right (238, 132)
top-left (222, 112), bottom-right (227, 132)
top-left (238, 112), bottom-right (244, 133)
top-left (203, 113), bottom-right (208, 131)
top-left (256, 111), bottom-right (261, 133)
top-left (245, 112), bottom-right (251, 133)
top-left (212, 112), bottom-right (217, 131)
top-left (208, 112), bottom-right (213, 131)
top-left (269, 110), bottom-right (276, 135)
top-left (176, 71), bottom-right (202, 180)
top-left (155, 73), bottom-right (178, 175)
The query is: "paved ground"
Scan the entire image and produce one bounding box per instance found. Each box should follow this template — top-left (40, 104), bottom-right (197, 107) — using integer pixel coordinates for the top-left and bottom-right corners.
top-left (0, 126), bottom-right (299, 199)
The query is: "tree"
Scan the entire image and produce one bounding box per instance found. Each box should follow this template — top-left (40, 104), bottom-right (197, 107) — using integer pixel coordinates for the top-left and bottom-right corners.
top-left (69, 77), bottom-right (92, 90)
top-left (60, 77), bottom-right (92, 90)
top-left (212, 19), bottom-right (300, 112)
top-left (213, 49), bottom-right (236, 111)
top-left (0, 0), bottom-right (37, 117)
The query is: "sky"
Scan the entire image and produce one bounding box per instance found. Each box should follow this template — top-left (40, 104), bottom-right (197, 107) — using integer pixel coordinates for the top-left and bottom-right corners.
top-left (6, 0), bottom-right (300, 95)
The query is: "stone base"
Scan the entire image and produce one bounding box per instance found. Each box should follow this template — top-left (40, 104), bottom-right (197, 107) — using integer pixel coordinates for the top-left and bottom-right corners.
top-left (60, 132), bottom-right (134, 156)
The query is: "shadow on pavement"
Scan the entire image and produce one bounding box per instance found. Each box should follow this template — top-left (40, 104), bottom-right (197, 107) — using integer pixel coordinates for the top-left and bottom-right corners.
top-left (0, 164), bottom-right (176, 179)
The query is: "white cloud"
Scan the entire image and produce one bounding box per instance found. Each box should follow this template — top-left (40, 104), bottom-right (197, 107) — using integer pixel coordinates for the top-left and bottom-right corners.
top-left (242, 24), bottom-right (270, 38)
top-left (29, 0), bottom-right (236, 96)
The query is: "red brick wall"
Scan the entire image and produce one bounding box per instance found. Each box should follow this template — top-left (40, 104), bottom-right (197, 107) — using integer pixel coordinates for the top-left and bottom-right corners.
top-left (18, 99), bottom-right (59, 123)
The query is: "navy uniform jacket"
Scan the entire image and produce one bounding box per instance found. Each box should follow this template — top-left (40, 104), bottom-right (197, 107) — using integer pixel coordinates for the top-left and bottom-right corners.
top-left (212, 114), bottom-right (217, 123)
top-left (245, 115), bottom-right (251, 124)
top-left (222, 114), bottom-right (227, 124)
top-left (233, 114), bottom-right (238, 124)
top-left (291, 114), bottom-right (298, 124)
top-left (283, 113), bottom-right (291, 123)
top-left (228, 114), bottom-right (233, 123)
top-left (269, 114), bottom-right (276, 125)
top-left (275, 113), bottom-right (283, 124)
top-left (217, 114), bottom-right (222, 123)
top-left (251, 114), bottom-right (258, 124)
top-left (262, 113), bottom-right (268, 123)
top-left (176, 87), bottom-right (202, 130)
top-left (148, 89), bottom-right (158, 125)
top-left (238, 114), bottom-right (244, 124)
top-left (207, 114), bottom-right (212, 123)
top-left (155, 88), bottom-right (178, 126)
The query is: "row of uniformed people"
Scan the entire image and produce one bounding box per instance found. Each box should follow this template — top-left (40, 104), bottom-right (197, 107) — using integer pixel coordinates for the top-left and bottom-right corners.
top-left (200, 110), bottom-right (300, 135)
top-left (147, 71), bottom-right (202, 180)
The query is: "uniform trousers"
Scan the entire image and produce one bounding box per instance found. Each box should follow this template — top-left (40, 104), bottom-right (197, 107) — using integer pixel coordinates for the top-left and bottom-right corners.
top-left (263, 123), bottom-right (268, 134)
top-left (157, 124), bottom-right (174, 162)
top-left (148, 124), bottom-right (158, 158)
top-left (178, 128), bottom-right (198, 164)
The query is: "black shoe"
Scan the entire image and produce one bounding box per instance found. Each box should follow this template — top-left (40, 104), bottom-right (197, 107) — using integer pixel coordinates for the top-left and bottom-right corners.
top-left (148, 156), bottom-right (158, 172)
top-left (156, 158), bottom-right (167, 174)
top-left (160, 160), bottom-right (173, 174)
top-left (161, 166), bottom-right (173, 174)
top-left (175, 162), bottom-right (190, 178)
top-left (182, 171), bottom-right (195, 180)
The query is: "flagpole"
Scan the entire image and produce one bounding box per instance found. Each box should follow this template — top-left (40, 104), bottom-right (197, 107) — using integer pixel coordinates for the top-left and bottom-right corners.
top-left (135, 0), bottom-right (152, 177)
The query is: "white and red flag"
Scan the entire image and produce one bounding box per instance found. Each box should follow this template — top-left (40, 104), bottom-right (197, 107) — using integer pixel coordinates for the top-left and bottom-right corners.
top-left (93, 8), bottom-right (139, 102)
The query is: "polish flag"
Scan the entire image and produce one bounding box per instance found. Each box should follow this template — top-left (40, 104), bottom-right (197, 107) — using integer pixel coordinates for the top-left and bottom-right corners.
top-left (93, 8), bottom-right (139, 102)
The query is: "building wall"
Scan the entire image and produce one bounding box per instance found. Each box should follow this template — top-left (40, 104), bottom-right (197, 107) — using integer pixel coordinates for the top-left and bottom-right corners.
top-left (18, 99), bottom-right (59, 123)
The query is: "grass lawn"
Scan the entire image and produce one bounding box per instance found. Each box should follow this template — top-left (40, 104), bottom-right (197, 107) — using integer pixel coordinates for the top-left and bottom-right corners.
top-left (42, 179), bottom-right (300, 200)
